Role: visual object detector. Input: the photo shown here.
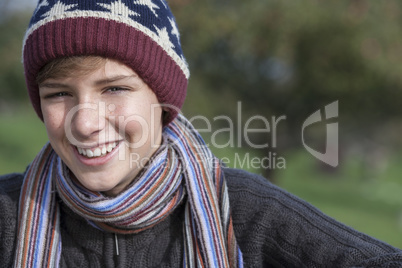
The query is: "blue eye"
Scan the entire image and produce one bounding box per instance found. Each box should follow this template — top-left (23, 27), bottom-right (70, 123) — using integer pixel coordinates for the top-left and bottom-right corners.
top-left (107, 87), bottom-right (130, 93)
top-left (45, 92), bottom-right (69, 99)
top-left (55, 92), bottom-right (68, 96)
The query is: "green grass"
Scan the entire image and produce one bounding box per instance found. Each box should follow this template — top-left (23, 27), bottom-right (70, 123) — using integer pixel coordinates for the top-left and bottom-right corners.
top-left (274, 150), bottom-right (402, 249)
top-left (0, 106), bottom-right (48, 174)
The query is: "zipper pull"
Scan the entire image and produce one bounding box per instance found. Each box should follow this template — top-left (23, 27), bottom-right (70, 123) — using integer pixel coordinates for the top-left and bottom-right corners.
top-left (114, 233), bottom-right (120, 256)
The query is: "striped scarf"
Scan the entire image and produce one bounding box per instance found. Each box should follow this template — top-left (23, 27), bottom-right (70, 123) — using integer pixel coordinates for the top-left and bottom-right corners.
top-left (14, 115), bottom-right (243, 268)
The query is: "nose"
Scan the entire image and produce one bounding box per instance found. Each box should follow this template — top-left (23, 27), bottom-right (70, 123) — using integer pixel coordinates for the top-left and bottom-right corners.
top-left (69, 102), bottom-right (106, 142)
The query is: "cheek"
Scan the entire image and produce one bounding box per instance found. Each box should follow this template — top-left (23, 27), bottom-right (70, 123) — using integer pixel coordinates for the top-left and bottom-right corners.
top-left (42, 106), bottom-right (66, 140)
top-left (118, 113), bottom-right (150, 145)
top-left (111, 102), bottom-right (162, 145)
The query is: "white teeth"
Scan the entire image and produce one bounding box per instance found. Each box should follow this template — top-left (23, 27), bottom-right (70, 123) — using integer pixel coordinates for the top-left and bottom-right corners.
top-left (86, 149), bottom-right (94, 157)
top-left (94, 148), bottom-right (101, 157)
top-left (77, 142), bottom-right (118, 158)
top-left (107, 144), bottom-right (113, 153)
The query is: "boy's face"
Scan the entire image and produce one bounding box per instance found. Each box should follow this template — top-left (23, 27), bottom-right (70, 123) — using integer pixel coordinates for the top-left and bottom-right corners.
top-left (39, 59), bottom-right (163, 196)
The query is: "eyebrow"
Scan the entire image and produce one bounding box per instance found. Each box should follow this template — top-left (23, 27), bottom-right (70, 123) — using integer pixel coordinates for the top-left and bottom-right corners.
top-left (39, 82), bottom-right (70, 89)
top-left (39, 74), bottom-right (139, 89)
top-left (94, 74), bottom-right (139, 86)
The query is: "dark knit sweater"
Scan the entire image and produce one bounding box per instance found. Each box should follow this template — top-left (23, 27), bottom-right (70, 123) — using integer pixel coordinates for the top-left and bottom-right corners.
top-left (1, 168), bottom-right (401, 267)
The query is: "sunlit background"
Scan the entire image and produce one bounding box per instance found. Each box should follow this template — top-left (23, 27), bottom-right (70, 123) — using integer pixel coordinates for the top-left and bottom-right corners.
top-left (1, 0), bottom-right (401, 248)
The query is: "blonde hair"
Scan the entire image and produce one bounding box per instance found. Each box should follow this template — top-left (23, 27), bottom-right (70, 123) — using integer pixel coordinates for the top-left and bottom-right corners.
top-left (36, 56), bottom-right (107, 85)
top-left (36, 56), bottom-right (169, 121)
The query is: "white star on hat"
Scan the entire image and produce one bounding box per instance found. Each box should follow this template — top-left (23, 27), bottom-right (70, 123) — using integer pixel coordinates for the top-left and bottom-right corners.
top-left (41, 1), bottom-right (78, 18)
top-left (154, 25), bottom-right (175, 50)
top-left (168, 17), bottom-right (179, 41)
top-left (98, 0), bottom-right (140, 18)
top-left (133, 0), bottom-right (160, 17)
top-left (34, 0), bottom-right (49, 15)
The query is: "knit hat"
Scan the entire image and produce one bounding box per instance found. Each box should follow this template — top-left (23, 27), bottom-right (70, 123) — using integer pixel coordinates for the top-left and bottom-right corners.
top-left (23, 0), bottom-right (189, 125)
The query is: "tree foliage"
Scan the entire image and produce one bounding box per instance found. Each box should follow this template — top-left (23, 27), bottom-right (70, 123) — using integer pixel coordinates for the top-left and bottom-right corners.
top-left (171, 0), bottom-right (402, 150)
top-left (0, 12), bottom-right (31, 103)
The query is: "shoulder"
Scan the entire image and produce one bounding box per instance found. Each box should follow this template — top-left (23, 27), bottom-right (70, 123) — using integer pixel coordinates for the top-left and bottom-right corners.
top-left (223, 167), bottom-right (297, 213)
top-left (223, 167), bottom-right (279, 194)
top-left (223, 167), bottom-right (311, 232)
top-left (223, 168), bottom-right (327, 218)
top-left (222, 168), bottom-right (402, 267)
top-left (0, 172), bottom-right (24, 267)
top-left (222, 167), bottom-right (335, 248)
top-left (0, 172), bottom-right (24, 199)
top-left (0, 172), bottom-right (24, 191)
top-left (0, 172), bottom-right (24, 217)
top-left (0, 171), bottom-right (23, 222)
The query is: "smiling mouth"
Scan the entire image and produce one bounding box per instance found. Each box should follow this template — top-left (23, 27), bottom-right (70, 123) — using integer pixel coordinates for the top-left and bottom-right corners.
top-left (76, 142), bottom-right (118, 158)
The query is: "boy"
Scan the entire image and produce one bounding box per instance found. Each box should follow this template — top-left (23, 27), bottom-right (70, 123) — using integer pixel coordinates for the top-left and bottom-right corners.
top-left (1, 0), bottom-right (401, 267)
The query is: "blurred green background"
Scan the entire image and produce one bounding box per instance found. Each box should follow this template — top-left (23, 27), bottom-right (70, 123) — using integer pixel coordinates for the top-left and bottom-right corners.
top-left (1, 0), bottom-right (402, 248)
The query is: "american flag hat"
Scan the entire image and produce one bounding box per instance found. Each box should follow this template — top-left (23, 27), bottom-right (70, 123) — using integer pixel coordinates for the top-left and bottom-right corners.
top-left (23, 0), bottom-right (189, 124)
